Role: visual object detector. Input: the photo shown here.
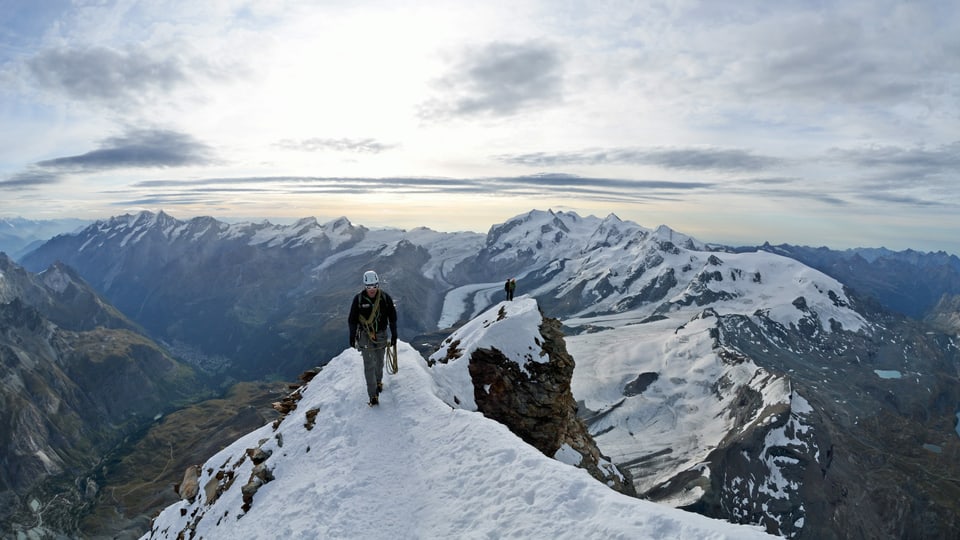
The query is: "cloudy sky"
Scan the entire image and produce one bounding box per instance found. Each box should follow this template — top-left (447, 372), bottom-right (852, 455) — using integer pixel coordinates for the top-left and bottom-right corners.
top-left (1, 1), bottom-right (958, 253)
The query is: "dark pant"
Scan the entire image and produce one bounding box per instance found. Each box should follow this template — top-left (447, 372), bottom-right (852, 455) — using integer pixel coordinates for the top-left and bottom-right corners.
top-left (358, 329), bottom-right (386, 399)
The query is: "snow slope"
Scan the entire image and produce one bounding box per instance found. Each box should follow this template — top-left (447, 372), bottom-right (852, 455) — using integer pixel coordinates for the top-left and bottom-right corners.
top-left (143, 338), bottom-right (774, 539)
top-left (565, 314), bottom-right (796, 503)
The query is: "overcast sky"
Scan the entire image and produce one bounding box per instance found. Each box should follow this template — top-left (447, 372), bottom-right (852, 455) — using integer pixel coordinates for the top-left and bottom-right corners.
top-left (1, 0), bottom-right (958, 253)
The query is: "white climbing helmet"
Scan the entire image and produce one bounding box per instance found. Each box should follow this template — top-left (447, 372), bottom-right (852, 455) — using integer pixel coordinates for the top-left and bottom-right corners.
top-left (362, 270), bottom-right (379, 286)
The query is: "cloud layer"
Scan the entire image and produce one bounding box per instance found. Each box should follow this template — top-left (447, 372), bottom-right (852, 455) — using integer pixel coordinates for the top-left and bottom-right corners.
top-left (37, 129), bottom-right (215, 170)
top-left (0, 1), bottom-right (957, 253)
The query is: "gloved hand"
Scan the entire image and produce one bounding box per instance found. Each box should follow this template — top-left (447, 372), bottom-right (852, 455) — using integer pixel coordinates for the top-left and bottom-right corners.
top-left (390, 335), bottom-right (397, 347)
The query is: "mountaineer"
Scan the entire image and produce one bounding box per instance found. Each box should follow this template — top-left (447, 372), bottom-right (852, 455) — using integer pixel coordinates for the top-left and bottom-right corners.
top-left (505, 277), bottom-right (517, 301)
top-left (348, 270), bottom-right (398, 406)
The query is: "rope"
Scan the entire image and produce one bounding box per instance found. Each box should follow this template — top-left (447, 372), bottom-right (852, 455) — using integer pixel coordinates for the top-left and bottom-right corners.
top-left (386, 343), bottom-right (398, 374)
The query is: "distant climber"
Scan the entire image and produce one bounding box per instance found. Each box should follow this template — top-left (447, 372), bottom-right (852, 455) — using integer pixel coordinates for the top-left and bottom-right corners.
top-left (505, 278), bottom-right (517, 301)
top-left (348, 270), bottom-right (398, 406)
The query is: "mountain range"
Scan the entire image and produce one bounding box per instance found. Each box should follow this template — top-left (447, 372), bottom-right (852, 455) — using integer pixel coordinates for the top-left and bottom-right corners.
top-left (737, 243), bottom-right (960, 321)
top-left (6, 208), bottom-right (960, 539)
top-left (0, 217), bottom-right (89, 261)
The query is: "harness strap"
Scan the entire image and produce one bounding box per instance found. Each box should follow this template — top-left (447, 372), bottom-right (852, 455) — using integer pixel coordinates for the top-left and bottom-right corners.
top-left (357, 290), bottom-right (382, 341)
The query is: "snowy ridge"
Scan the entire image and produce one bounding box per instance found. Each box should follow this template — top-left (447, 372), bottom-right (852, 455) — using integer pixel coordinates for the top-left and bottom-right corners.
top-left (247, 217), bottom-right (326, 248)
top-left (484, 210), bottom-right (703, 266)
top-left (143, 341), bottom-right (774, 540)
top-left (664, 251), bottom-right (866, 333)
top-left (79, 211), bottom-right (224, 251)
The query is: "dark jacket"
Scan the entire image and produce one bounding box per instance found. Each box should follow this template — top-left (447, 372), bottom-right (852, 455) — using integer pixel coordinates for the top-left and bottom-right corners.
top-left (348, 289), bottom-right (398, 344)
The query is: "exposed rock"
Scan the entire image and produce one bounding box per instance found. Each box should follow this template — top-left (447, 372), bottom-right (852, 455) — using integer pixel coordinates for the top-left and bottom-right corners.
top-left (924, 293), bottom-right (960, 335)
top-left (240, 460), bottom-right (275, 514)
top-left (203, 469), bottom-right (236, 506)
top-left (303, 408), bottom-right (319, 430)
top-left (623, 372), bottom-right (659, 396)
top-left (270, 368), bottom-right (319, 427)
top-left (177, 465), bottom-right (199, 502)
top-left (468, 314), bottom-right (635, 496)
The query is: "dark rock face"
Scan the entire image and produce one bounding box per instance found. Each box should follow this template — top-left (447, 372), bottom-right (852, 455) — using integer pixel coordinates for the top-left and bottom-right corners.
top-left (468, 315), bottom-right (635, 496)
top-left (0, 254), bottom-right (203, 538)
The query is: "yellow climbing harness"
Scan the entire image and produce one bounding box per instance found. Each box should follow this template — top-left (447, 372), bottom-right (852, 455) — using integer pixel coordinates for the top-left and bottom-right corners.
top-left (358, 290), bottom-right (382, 342)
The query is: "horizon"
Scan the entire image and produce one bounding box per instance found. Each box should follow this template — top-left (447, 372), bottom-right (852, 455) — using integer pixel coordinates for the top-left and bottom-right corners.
top-left (1, 1), bottom-right (957, 254)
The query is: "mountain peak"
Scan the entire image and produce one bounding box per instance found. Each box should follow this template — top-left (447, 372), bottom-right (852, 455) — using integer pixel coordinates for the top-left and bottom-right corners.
top-left (602, 212), bottom-right (622, 223)
top-left (292, 216), bottom-right (319, 229)
top-left (323, 216), bottom-right (352, 230)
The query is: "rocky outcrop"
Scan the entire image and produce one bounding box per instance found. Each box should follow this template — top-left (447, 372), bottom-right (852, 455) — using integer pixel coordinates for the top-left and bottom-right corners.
top-left (924, 293), bottom-right (960, 335)
top-left (467, 314), bottom-right (635, 496)
top-left (176, 466), bottom-right (200, 502)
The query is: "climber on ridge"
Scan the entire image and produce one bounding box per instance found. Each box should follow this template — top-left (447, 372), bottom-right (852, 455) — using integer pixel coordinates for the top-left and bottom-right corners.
top-left (348, 270), bottom-right (398, 406)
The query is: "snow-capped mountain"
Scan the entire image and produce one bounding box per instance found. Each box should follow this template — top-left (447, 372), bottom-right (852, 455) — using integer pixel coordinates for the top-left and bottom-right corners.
top-left (21, 210), bottom-right (485, 378)
top-left (16, 208), bottom-right (960, 539)
top-left (439, 209), bottom-right (862, 329)
top-left (142, 299), bottom-right (774, 540)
